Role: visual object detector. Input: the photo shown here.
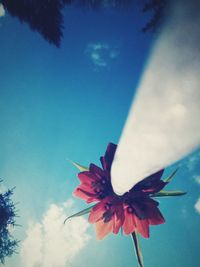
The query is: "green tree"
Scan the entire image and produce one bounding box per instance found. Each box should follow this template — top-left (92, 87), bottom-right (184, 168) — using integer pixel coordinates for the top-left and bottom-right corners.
top-left (1, 0), bottom-right (167, 47)
top-left (0, 182), bottom-right (18, 264)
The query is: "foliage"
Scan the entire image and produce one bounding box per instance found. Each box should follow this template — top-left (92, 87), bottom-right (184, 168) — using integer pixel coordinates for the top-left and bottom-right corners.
top-left (142, 0), bottom-right (167, 32)
top-left (1, 0), bottom-right (66, 47)
top-left (1, 0), bottom-right (167, 46)
top-left (0, 182), bottom-right (18, 264)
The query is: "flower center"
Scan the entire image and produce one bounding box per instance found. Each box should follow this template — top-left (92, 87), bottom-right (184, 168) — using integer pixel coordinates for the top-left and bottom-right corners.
top-left (103, 203), bottom-right (113, 222)
top-left (91, 178), bottom-right (112, 199)
top-left (127, 206), bottom-right (134, 214)
top-left (104, 202), bottom-right (112, 210)
top-left (101, 178), bottom-right (107, 185)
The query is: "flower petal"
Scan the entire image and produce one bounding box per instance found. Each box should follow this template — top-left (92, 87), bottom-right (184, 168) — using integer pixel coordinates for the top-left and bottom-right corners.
top-left (89, 164), bottom-right (105, 179)
top-left (88, 202), bottom-right (105, 223)
top-left (132, 169), bottom-right (166, 194)
top-left (123, 210), bottom-right (136, 235)
top-left (75, 183), bottom-right (95, 194)
top-left (142, 199), bottom-right (165, 225)
top-left (95, 219), bottom-right (113, 240)
top-left (112, 214), bottom-right (122, 234)
top-left (100, 143), bottom-right (117, 172)
top-left (78, 171), bottom-right (98, 184)
top-left (142, 181), bottom-right (166, 194)
top-left (135, 217), bottom-right (149, 238)
top-left (90, 196), bottom-right (125, 238)
top-left (73, 186), bottom-right (98, 203)
top-left (148, 208), bottom-right (165, 225)
top-left (112, 205), bottom-right (125, 234)
top-left (146, 169), bottom-right (164, 181)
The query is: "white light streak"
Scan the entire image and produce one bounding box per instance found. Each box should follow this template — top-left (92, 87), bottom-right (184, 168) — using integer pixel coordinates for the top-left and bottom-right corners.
top-left (111, 1), bottom-right (200, 195)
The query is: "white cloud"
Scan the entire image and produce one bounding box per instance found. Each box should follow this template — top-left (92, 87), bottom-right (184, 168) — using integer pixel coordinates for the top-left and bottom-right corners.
top-left (195, 198), bottom-right (200, 214)
top-left (193, 175), bottom-right (200, 185)
top-left (111, 1), bottom-right (200, 195)
top-left (0, 4), bottom-right (5, 18)
top-left (181, 207), bottom-right (188, 219)
top-left (21, 223), bottom-right (43, 267)
top-left (0, 184), bottom-right (6, 194)
top-left (21, 199), bottom-right (91, 267)
top-left (109, 50), bottom-right (119, 59)
top-left (86, 42), bottom-right (119, 68)
top-left (184, 151), bottom-right (200, 171)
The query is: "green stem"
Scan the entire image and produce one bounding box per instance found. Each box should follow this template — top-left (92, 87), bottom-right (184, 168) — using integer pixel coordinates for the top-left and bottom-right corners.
top-left (131, 232), bottom-right (144, 267)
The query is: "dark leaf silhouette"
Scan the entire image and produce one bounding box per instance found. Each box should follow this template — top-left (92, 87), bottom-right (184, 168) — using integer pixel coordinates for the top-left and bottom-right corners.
top-left (66, 1), bottom-right (167, 31)
top-left (0, 181), bottom-right (18, 264)
top-left (1, 0), bottom-right (66, 47)
top-left (68, 0), bottom-right (133, 9)
top-left (142, 0), bottom-right (167, 32)
top-left (1, 0), bottom-right (167, 47)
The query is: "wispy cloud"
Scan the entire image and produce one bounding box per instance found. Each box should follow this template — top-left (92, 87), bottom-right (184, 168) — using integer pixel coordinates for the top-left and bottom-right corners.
top-left (0, 4), bottom-right (5, 18)
top-left (194, 198), bottom-right (200, 215)
top-left (0, 184), bottom-right (6, 194)
top-left (86, 42), bottom-right (119, 69)
top-left (21, 199), bottom-right (91, 267)
top-left (193, 175), bottom-right (200, 185)
top-left (184, 151), bottom-right (200, 172)
top-left (181, 206), bottom-right (189, 219)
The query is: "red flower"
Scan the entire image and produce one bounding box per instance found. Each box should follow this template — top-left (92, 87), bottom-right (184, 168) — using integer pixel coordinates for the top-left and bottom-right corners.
top-left (74, 143), bottom-right (167, 239)
top-left (88, 196), bottom-right (124, 239)
top-left (122, 196), bottom-right (165, 238)
top-left (73, 143), bottom-right (116, 203)
top-left (122, 170), bottom-right (166, 238)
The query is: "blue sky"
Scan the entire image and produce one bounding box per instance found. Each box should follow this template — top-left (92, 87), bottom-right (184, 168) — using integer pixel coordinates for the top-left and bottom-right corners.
top-left (0, 4), bottom-right (200, 267)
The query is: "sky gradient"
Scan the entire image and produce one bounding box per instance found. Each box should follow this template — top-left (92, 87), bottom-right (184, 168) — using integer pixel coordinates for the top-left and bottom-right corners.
top-left (0, 4), bottom-right (200, 267)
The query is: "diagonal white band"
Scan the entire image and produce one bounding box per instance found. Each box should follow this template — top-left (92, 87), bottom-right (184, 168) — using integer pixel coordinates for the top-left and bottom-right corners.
top-left (111, 1), bottom-right (200, 195)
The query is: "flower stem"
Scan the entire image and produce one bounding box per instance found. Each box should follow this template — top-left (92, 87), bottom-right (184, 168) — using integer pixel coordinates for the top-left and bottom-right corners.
top-left (131, 232), bottom-right (144, 267)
